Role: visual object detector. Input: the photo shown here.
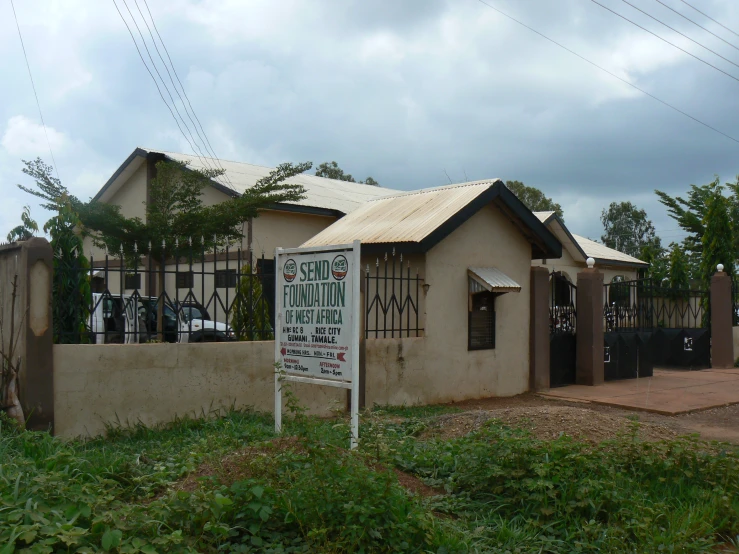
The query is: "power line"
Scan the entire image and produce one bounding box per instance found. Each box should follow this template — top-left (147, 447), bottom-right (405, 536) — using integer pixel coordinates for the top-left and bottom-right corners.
top-left (475, 0), bottom-right (739, 145)
top-left (9, 0), bottom-right (61, 182)
top-left (133, 0), bottom-right (235, 190)
top-left (652, 0), bottom-right (739, 53)
top-left (616, 0), bottom-right (739, 72)
top-left (112, 0), bottom-right (233, 190)
top-left (118, 0), bottom-right (221, 180)
top-left (589, 0), bottom-right (739, 86)
top-left (138, 0), bottom-right (235, 190)
top-left (678, 0), bottom-right (739, 42)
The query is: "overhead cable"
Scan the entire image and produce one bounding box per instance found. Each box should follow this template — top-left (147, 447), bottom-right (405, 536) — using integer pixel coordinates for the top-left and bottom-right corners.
top-left (475, 0), bottom-right (739, 145)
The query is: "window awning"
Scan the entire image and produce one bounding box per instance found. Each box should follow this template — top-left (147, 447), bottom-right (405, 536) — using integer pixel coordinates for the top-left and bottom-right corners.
top-left (468, 267), bottom-right (521, 294)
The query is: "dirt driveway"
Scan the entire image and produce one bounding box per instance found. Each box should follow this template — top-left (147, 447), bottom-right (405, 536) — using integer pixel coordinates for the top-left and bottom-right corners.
top-left (439, 393), bottom-right (739, 444)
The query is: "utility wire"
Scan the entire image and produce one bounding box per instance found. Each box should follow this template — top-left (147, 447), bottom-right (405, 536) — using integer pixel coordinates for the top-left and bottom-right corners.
top-left (678, 0), bottom-right (739, 42)
top-left (119, 0), bottom-right (220, 179)
top-left (617, 0), bottom-right (739, 71)
top-left (475, 0), bottom-right (739, 145)
top-left (112, 0), bottom-right (222, 184)
top-left (589, 0), bottom-right (739, 86)
top-left (652, 0), bottom-right (739, 53)
top-left (139, 0), bottom-right (235, 190)
top-left (133, 0), bottom-right (234, 190)
top-left (9, 0), bottom-right (61, 181)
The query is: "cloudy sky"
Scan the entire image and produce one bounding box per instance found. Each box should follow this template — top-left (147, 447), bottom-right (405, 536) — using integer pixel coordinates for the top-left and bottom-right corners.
top-left (2, 0), bottom-right (739, 246)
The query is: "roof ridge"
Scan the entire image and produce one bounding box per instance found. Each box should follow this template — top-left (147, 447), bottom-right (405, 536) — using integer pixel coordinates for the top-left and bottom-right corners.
top-left (368, 179), bottom-right (502, 202)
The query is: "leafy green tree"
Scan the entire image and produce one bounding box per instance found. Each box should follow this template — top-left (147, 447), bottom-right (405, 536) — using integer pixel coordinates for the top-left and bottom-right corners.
top-left (6, 205), bottom-right (39, 242)
top-left (699, 188), bottom-right (734, 285)
top-left (19, 157), bottom-right (307, 337)
top-left (667, 242), bottom-right (690, 290)
top-left (600, 201), bottom-right (660, 260)
top-left (505, 180), bottom-right (564, 219)
top-left (315, 161), bottom-right (379, 186)
top-left (231, 264), bottom-right (273, 341)
top-left (45, 197), bottom-right (92, 344)
top-left (639, 238), bottom-right (667, 281)
top-left (655, 177), bottom-right (739, 274)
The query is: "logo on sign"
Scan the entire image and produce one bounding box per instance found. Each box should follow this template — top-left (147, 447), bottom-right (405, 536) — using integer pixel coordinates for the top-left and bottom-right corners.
top-left (332, 255), bottom-right (348, 281)
top-left (283, 259), bottom-right (298, 282)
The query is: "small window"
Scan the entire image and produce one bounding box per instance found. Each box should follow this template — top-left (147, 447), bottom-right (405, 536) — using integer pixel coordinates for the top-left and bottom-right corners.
top-left (176, 271), bottom-right (194, 289)
top-left (124, 273), bottom-right (141, 290)
top-left (469, 291), bottom-right (496, 350)
top-left (215, 269), bottom-right (238, 288)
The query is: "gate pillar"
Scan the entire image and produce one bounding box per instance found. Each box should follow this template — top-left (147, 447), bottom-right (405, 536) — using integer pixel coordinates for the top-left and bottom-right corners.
top-left (529, 266), bottom-right (550, 391)
top-left (710, 265), bottom-right (733, 368)
top-left (576, 260), bottom-right (604, 386)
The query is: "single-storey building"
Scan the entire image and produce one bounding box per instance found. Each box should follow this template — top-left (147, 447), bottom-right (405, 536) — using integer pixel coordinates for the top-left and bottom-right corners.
top-left (302, 179), bottom-right (562, 404)
top-left (85, 147), bottom-right (396, 302)
top-left (532, 210), bottom-right (648, 284)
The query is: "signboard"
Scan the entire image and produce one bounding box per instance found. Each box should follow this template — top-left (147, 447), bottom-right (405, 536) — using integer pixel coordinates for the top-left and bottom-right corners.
top-left (274, 241), bottom-right (361, 448)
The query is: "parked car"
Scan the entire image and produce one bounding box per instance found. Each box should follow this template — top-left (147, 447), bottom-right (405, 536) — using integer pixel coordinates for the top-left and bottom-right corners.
top-left (90, 293), bottom-right (147, 344)
top-left (142, 298), bottom-right (234, 342)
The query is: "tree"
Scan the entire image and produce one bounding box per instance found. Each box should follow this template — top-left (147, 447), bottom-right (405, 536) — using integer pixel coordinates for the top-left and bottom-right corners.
top-left (639, 237), bottom-right (667, 281)
top-left (655, 177), bottom-right (739, 275)
top-left (699, 187), bottom-right (734, 285)
top-left (6, 205), bottom-right (39, 242)
top-left (505, 180), bottom-right (564, 219)
top-left (231, 264), bottom-right (273, 341)
top-left (315, 161), bottom-right (379, 186)
top-left (19, 157), bottom-right (308, 337)
top-left (46, 197), bottom-right (92, 344)
top-left (600, 201), bottom-right (660, 259)
top-left (667, 243), bottom-right (690, 290)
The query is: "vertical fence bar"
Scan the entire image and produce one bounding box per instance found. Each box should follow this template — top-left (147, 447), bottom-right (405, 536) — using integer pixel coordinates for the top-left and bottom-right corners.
top-left (391, 249), bottom-right (396, 338)
top-left (415, 267), bottom-right (420, 336)
top-left (408, 260), bottom-right (414, 337)
top-left (374, 258), bottom-right (379, 339)
top-left (398, 254), bottom-right (403, 338)
top-left (383, 252), bottom-right (388, 338)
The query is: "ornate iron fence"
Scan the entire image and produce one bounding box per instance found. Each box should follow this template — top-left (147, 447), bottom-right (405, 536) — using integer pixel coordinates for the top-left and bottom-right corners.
top-left (549, 271), bottom-right (576, 335)
top-left (364, 250), bottom-right (424, 338)
top-left (603, 278), bottom-right (709, 331)
top-left (55, 242), bottom-right (275, 344)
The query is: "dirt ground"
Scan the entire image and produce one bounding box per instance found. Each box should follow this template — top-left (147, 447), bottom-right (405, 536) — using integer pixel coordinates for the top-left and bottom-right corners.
top-left (439, 393), bottom-right (739, 444)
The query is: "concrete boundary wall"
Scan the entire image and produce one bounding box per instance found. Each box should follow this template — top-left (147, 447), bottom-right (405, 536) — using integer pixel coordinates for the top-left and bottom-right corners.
top-left (53, 341), bottom-right (346, 438)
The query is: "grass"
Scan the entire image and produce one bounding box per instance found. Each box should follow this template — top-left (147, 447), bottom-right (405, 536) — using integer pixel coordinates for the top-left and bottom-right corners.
top-left (1, 404), bottom-right (739, 553)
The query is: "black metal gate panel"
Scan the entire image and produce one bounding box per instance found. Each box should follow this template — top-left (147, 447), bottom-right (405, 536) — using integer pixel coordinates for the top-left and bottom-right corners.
top-left (550, 332), bottom-right (576, 387)
top-left (604, 278), bottom-right (710, 381)
top-left (549, 272), bottom-right (577, 388)
top-left (648, 328), bottom-right (710, 369)
top-left (604, 331), bottom-right (654, 381)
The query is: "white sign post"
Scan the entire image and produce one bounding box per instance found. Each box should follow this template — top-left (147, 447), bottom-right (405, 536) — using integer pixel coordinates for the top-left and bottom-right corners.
top-left (274, 241), bottom-right (361, 449)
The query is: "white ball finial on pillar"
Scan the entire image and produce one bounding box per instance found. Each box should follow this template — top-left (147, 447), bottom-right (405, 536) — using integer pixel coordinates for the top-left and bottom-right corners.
top-left (717, 263), bottom-right (724, 273)
top-left (586, 257), bottom-right (595, 269)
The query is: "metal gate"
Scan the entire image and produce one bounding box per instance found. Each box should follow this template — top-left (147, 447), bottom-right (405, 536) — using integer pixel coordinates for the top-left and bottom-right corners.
top-left (550, 272), bottom-right (577, 387)
top-left (603, 278), bottom-right (710, 381)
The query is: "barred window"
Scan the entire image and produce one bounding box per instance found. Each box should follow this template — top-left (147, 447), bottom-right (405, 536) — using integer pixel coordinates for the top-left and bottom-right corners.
top-left (176, 271), bottom-right (194, 289)
top-left (468, 291), bottom-right (496, 350)
top-left (124, 273), bottom-right (141, 290)
top-left (215, 269), bottom-right (238, 288)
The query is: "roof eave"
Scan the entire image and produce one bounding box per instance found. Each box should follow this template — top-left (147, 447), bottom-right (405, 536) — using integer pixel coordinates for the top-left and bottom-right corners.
top-left (594, 258), bottom-right (650, 269)
top-left (93, 147), bottom-right (150, 202)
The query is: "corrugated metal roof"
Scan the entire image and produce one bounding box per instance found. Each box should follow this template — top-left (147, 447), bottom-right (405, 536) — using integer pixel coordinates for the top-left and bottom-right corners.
top-left (534, 211), bottom-right (647, 267)
top-left (142, 148), bottom-right (397, 214)
top-left (301, 180), bottom-right (499, 246)
top-left (571, 234), bottom-right (648, 266)
top-left (468, 267), bottom-right (522, 293)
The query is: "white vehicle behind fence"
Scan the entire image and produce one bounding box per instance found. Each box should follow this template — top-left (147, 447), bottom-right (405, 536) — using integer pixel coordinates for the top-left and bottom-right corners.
top-left (90, 294), bottom-right (233, 344)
